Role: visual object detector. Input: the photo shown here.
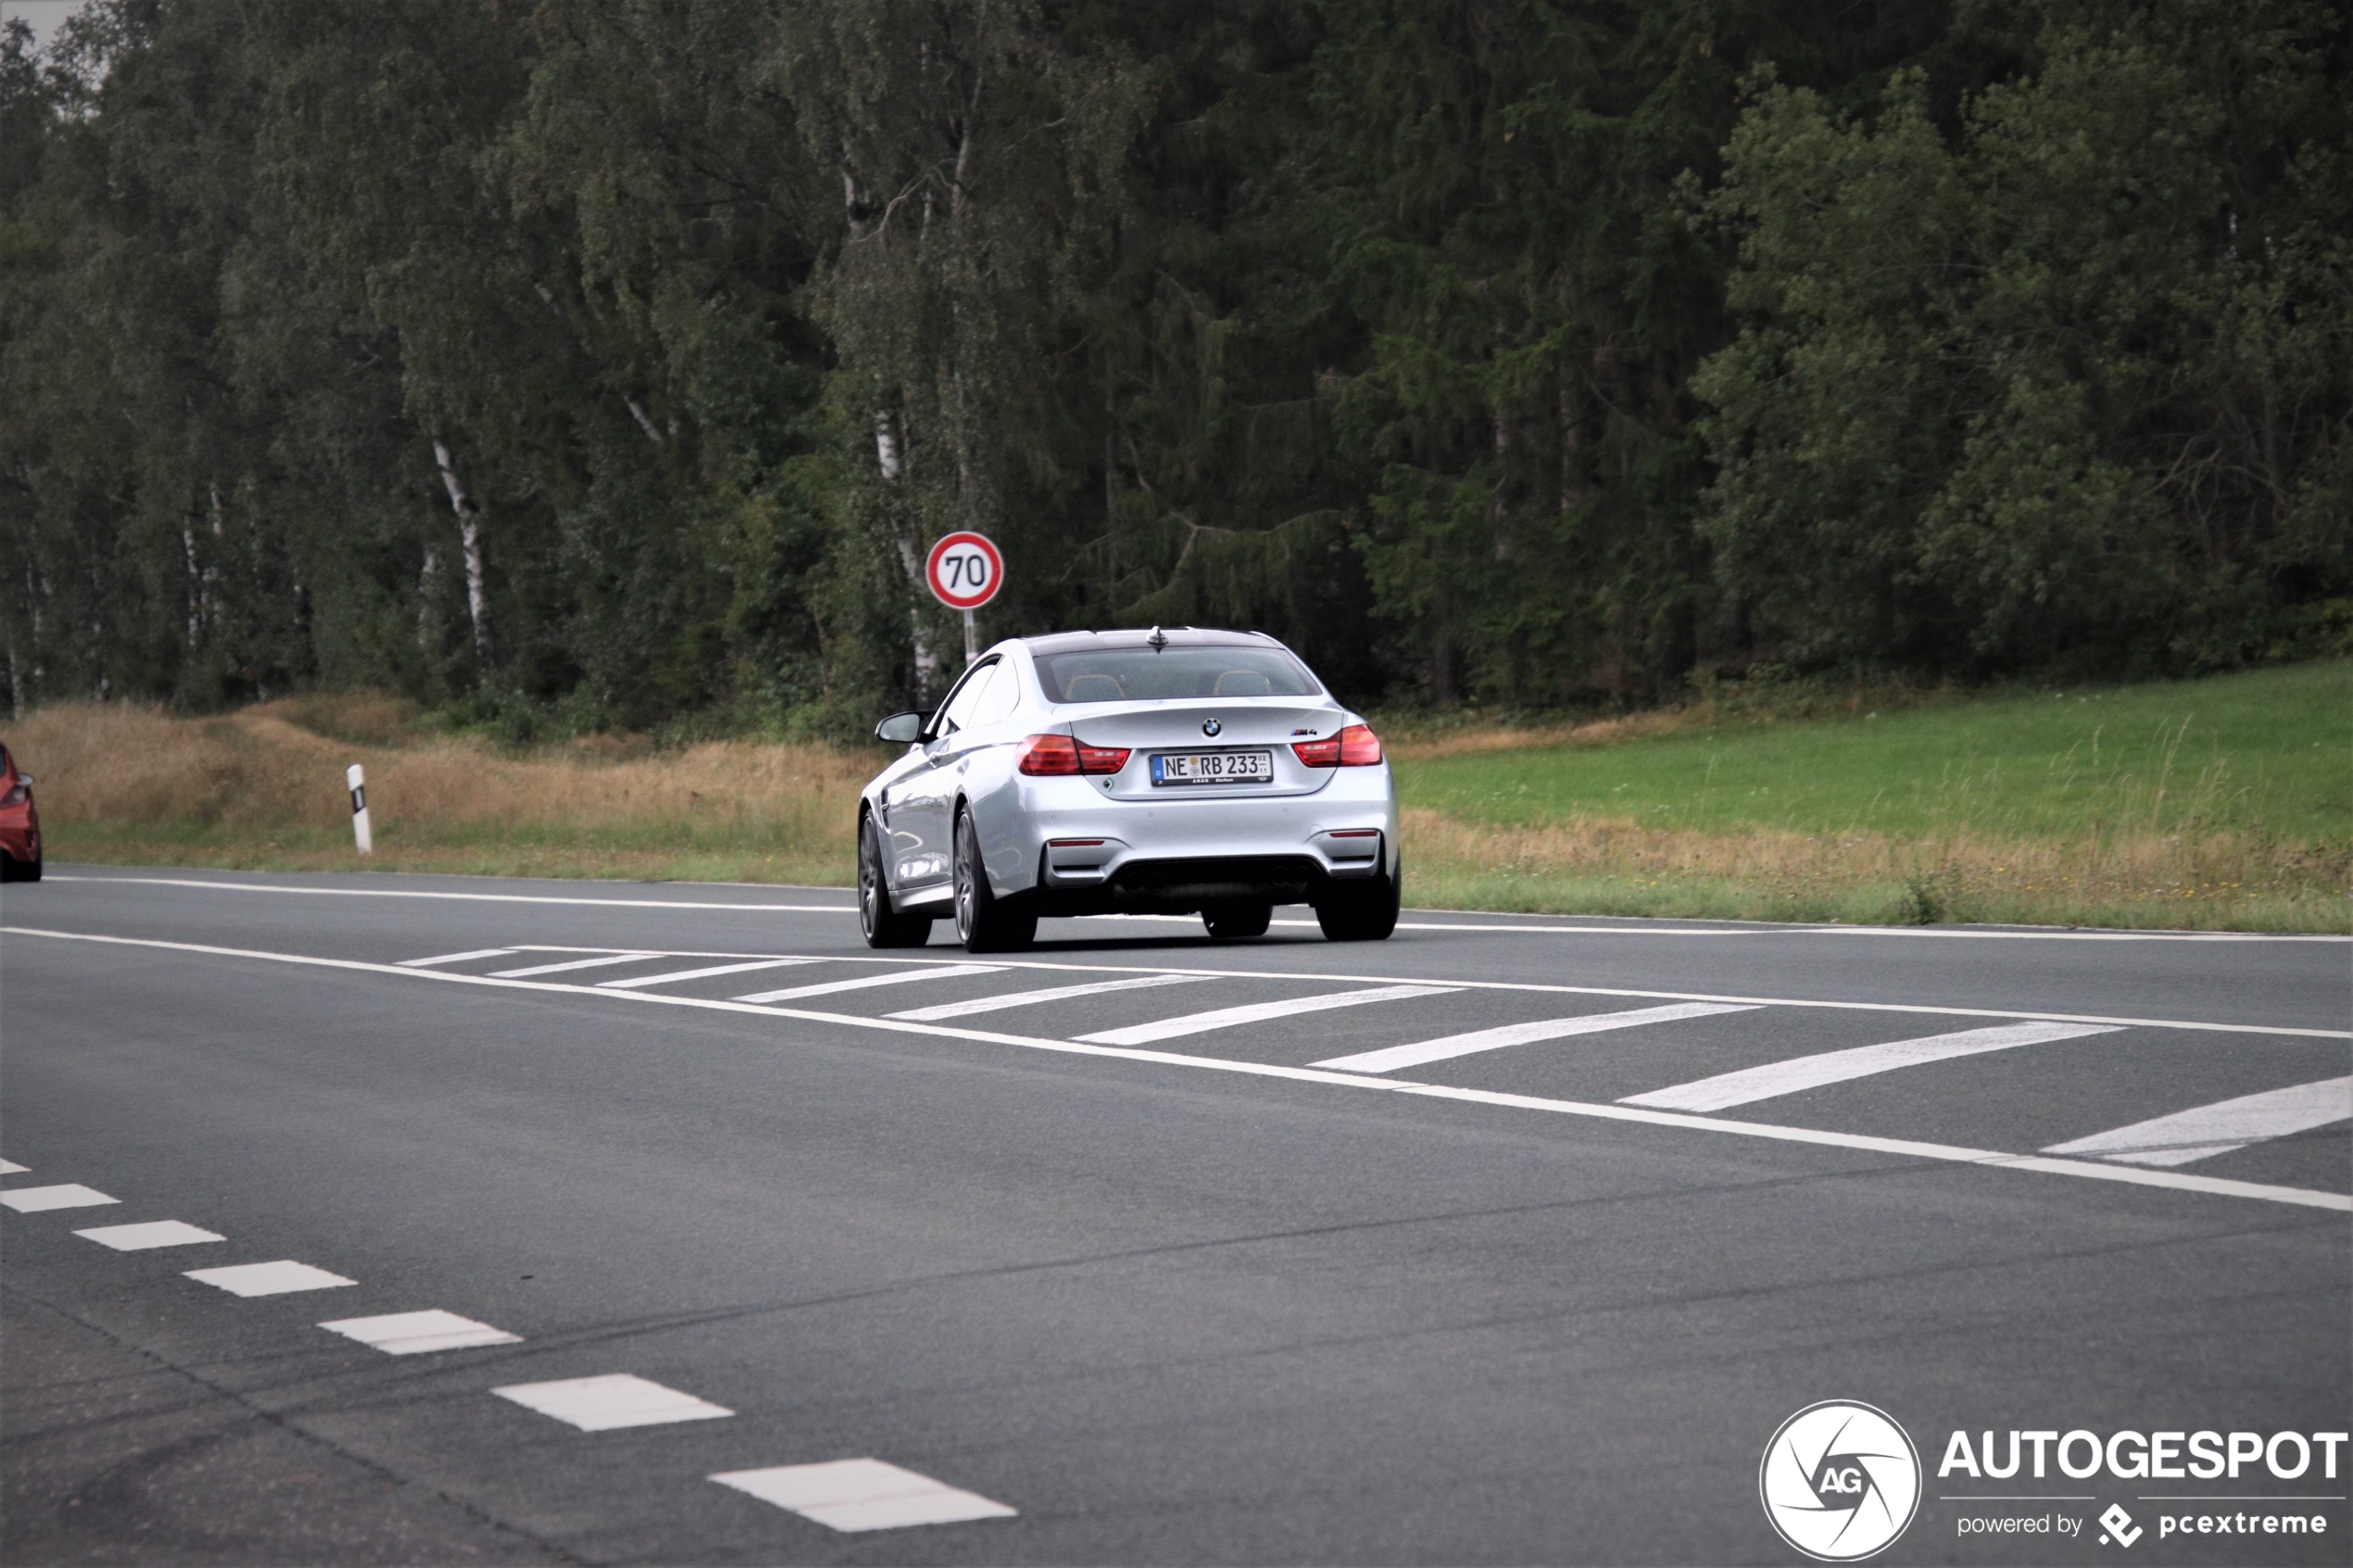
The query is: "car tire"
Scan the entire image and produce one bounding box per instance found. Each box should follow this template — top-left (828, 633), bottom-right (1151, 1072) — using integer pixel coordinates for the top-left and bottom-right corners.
top-left (859, 815), bottom-right (931, 948)
top-left (1202, 901), bottom-right (1272, 940)
top-left (952, 809), bottom-right (1034, 953)
top-left (0, 852), bottom-right (33, 884)
top-left (1315, 861), bottom-right (1400, 941)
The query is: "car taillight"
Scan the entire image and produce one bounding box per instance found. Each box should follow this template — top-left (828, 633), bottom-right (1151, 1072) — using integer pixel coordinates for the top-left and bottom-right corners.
top-left (1292, 723), bottom-right (1383, 768)
top-left (1017, 734), bottom-right (1130, 776)
top-left (0, 781), bottom-right (24, 809)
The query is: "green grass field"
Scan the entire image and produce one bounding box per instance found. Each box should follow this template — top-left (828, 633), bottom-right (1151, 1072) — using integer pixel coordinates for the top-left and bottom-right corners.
top-left (1395, 662), bottom-right (2349, 845)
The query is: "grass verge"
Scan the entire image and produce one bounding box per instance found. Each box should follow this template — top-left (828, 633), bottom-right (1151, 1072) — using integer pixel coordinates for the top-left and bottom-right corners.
top-left (6, 663), bottom-right (2346, 931)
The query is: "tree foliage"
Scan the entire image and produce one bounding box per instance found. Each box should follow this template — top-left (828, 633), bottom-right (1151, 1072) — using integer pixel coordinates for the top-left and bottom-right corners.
top-left (3, 0), bottom-right (2344, 731)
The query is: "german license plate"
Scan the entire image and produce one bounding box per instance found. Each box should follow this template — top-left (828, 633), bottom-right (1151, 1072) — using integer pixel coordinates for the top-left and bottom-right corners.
top-left (1151, 749), bottom-right (1273, 785)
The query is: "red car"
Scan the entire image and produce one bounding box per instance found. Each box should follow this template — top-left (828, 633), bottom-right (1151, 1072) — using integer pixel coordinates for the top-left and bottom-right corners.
top-left (0, 743), bottom-right (41, 882)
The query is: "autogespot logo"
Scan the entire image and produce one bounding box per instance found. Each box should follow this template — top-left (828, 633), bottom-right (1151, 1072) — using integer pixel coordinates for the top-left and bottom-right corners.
top-left (1761, 1400), bottom-right (1923, 1562)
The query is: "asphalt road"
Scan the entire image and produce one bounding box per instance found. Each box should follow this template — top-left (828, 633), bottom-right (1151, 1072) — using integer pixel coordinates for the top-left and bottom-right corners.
top-left (4, 867), bottom-right (2347, 1565)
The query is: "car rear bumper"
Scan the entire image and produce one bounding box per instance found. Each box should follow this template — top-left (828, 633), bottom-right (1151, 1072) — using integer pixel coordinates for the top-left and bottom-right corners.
top-left (0, 812), bottom-right (37, 864)
top-left (990, 770), bottom-right (1395, 912)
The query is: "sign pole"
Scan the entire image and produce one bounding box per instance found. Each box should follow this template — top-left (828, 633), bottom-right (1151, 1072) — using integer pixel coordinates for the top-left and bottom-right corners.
top-left (963, 608), bottom-right (977, 665)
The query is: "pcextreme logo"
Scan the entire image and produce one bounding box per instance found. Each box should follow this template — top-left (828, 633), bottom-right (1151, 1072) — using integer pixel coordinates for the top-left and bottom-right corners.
top-left (1761, 1400), bottom-right (1924, 1562)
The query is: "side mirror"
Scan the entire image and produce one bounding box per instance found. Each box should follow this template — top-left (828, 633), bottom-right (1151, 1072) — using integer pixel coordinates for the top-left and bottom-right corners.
top-left (874, 711), bottom-right (925, 745)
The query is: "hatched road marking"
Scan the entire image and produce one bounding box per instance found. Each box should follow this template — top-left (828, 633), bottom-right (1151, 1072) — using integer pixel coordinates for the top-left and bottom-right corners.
top-left (491, 952), bottom-right (661, 978)
top-left (0, 1160), bottom-right (24, 1174)
top-left (184, 1260), bottom-right (357, 1297)
top-left (1, 1184), bottom-right (119, 1212)
top-left (396, 948), bottom-right (519, 968)
top-left (1619, 1022), bottom-right (2123, 1113)
top-left (320, 1310), bottom-right (522, 1355)
top-left (735, 964), bottom-right (1003, 1003)
top-left (1315, 1001), bottom-right (1757, 1073)
top-left (2043, 1075), bottom-right (2353, 1167)
top-left (74, 1220), bottom-right (224, 1250)
top-left (1076, 984), bottom-right (1459, 1046)
top-left (598, 958), bottom-right (816, 989)
top-left (493, 1374), bottom-right (733, 1432)
top-left (889, 972), bottom-right (1214, 1021)
top-left (711, 1459), bottom-right (1017, 1532)
top-left (7, 927), bottom-right (2345, 1211)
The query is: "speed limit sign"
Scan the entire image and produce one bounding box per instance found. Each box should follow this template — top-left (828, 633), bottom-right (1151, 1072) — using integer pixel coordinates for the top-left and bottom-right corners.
top-left (925, 532), bottom-right (1003, 611)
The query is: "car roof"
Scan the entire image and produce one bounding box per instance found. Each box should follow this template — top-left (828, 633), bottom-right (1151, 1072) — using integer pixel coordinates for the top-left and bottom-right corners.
top-left (1019, 627), bottom-right (1283, 656)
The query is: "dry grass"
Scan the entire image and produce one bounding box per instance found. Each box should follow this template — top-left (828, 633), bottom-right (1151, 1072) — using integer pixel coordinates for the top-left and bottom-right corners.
top-left (13, 699), bottom-right (865, 884)
top-left (1399, 809), bottom-right (2347, 931)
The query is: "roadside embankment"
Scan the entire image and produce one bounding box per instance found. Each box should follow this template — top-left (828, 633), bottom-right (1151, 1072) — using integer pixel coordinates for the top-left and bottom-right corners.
top-left (7, 662), bottom-right (2346, 931)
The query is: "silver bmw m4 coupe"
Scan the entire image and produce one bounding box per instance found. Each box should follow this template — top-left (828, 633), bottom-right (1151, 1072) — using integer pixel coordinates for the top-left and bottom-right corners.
top-left (859, 627), bottom-right (1400, 952)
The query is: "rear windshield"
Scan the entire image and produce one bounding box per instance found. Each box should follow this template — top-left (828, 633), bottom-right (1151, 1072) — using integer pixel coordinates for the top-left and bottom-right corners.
top-left (1036, 646), bottom-right (1321, 704)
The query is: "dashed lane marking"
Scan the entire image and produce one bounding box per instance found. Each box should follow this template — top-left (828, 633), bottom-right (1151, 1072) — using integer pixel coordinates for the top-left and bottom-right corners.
top-left (492, 1374), bottom-right (733, 1431)
top-left (2043, 1075), bottom-right (2353, 1167)
top-left (396, 948), bottom-right (518, 968)
top-left (888, 972), bottom-right (1214, 1021)
top-left (1076, 984), bottom-right (1459, 1047)
top-left (74, 1220), bottom-right (224, 1250)
top-left (734, 964), bottom-right (1004, 1004)
top-left (1314, 1001), bottom-right (1758, 1073)
top-left (8, 928), bottom-right (2346, 1210)
top-left (1, 1184), bottom-right (119, 1212)
top-left (49, 873), bottom-right (2352, 940)
top-left (321, 1310), bottom-right (522, 1354)
top-left (598, 958), bottom-right (816, 990)
top-left (1619, 1022), bottom-right (2123, 1113)
top-left (490, 952), bottom-right (661, 978)
top-left (0, 1160), bottom-right (29, 1173)
top-left (184, 1260), bottom-right (358, 1297)
top-left (712, 1459), bottom-right (1017, 1532)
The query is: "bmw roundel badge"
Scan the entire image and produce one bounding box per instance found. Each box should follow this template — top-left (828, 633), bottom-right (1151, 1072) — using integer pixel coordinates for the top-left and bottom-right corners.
top-left (1202, 717), bottom-right (1222, 736)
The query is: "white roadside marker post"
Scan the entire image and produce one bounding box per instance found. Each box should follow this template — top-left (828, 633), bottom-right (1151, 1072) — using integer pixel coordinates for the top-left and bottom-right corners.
top-left (346, 762), bottom-right (372, 855)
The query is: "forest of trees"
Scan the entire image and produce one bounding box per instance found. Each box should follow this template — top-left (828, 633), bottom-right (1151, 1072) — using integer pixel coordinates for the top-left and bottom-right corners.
top-left (4, 0), bottom-right (2346, 734)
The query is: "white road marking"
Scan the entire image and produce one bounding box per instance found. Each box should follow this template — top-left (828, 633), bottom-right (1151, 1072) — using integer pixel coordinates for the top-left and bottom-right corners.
top-left (490, 952), bottom-right (661, 978)
top-left (1076, 985), bottom-right (1459, 1046)
top-left (9, 927), bottom-right (2345, 1210)
top-left (598, 958), bottom-right (816, 989)
top-left (711, 1459), bottom-right (1017, 1532)
top-left (1315, 1001), bottom-right (1758, 1073)
top-left (53, 873), bottom-right (2351, 940)
top-left (735, 965), bottom-right (1004, 1003)
top-left (2042, 1076), bottom-right (2353, 1167)
top-left (888, 972), bottom-right (1214, 1021)
top-left (319, 1310), bottom-right (522, 1354)
top-left (184, 1260), bottom-right (357, 1297)
top-left (1620, 1022), bottom-right (2123, 1113)
top-left (74, 1220), bottom-right (224, 1250)
top-left (396, 948), bottom-right (518, 967)
top-left (1, 1184), bottom-right (119, 1212)
top-left (0, 1160), bottom-right (27, 1173)
top-left (50, 874), bottom-right (853, 913)
top-left (492, 1374), bottom-right (733, 1431)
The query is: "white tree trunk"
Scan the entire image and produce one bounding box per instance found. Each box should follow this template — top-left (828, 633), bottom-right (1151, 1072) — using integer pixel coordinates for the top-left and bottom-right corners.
top-left (433, 438), bottom-right (499, 668)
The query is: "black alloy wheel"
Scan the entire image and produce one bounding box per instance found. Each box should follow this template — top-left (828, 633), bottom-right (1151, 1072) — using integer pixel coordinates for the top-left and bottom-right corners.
top-left (1202, 901), bottom-right (1273, 940)
top-left (859, 815), bottom-right (930, 947)
top-left (952, 810), bottom-right (1036, 953)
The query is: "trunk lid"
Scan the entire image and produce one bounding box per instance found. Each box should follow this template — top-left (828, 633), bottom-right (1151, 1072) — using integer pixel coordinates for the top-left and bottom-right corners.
top-left (1060, 699), bottom-right (1348, 798)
